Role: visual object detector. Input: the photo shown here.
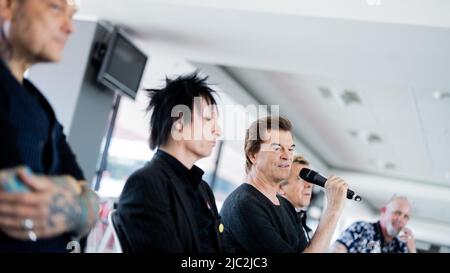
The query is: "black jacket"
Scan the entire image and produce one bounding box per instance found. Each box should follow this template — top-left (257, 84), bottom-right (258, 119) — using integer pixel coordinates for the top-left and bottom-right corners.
top-left (114, 150), bottom-right (222, 253)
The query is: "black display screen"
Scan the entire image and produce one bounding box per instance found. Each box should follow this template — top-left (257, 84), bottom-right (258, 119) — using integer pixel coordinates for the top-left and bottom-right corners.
top-left (98, 30), bottom-right (148, 99)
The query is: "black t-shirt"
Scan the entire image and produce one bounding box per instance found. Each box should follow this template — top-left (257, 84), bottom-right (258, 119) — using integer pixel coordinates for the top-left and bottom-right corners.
top-left (220, 183), bottom-right (308, 253)
top-left (282, 200), bottom-right (313, 243)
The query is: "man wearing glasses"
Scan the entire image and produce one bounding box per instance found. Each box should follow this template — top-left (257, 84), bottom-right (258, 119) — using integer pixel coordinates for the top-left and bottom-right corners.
top-left (220, 116), bottom-right (348, 253)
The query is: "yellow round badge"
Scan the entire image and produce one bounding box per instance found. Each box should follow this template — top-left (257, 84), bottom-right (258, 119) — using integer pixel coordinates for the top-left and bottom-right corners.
top-left (219, 224), bottom-right (224, 233)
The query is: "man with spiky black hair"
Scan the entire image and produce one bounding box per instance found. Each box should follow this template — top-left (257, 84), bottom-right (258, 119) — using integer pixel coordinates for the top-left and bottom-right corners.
top-left (115, 72), bottom-right (223, 253)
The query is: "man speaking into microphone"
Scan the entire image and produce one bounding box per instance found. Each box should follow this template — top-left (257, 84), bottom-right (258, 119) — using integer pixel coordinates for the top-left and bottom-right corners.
top-left (220, 116), bottom-right (349, 253)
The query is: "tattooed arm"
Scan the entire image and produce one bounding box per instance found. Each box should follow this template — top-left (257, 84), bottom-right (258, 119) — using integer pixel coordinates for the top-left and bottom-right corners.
top-left (49, 176), bottom-right (100, 238)
top-left (72, 181), bottom-right (100, 238)
top-left (0, 167), bottom-right (99, 241)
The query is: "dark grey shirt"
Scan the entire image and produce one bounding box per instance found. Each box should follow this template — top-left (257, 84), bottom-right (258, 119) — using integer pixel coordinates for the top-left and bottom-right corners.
top-left (220, 183), bottom-right (308, 253)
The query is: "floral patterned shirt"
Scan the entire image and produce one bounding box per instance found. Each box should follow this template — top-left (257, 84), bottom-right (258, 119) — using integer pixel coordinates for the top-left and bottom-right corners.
top-left (336, 221), bottom-right (408, 253)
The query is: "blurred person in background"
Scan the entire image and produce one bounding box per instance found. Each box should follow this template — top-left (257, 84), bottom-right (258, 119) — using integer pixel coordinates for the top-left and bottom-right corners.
top-left (332, 195), bottom-right (416, 253)
top-left (0, 0), bottom-right (99, 252)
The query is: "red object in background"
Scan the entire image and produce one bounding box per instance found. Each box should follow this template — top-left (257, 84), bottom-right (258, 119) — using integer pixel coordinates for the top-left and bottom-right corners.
top-left (98, 200), bottom-right (112, 225)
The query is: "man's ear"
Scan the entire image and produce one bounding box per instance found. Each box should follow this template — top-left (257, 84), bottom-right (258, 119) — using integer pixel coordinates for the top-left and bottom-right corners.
top-left (170, 118), bottom-right (186, 141)
top-left (249, 152), bottom-right (257, 165)
top-left (174, 120), bottom-right (183, 131)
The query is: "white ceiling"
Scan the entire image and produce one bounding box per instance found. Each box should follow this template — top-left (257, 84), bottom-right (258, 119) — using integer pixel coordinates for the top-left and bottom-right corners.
top-left (78, 0), bottom-right (450, 245)
top-left (224, 66), bottom-right (450, 187)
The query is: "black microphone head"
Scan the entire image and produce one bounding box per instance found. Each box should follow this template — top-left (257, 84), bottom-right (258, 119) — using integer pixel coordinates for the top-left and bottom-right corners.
top-left (300, 168), bottom-right (362, 201)
top-left (299, 168), bottom-right (317, 183)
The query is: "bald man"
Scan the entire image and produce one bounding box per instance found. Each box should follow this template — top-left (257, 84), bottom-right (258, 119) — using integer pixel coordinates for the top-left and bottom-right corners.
top-left (0, 0), bottom-right (99, 252)
top-left (332, 196), bottom-right (416, 253)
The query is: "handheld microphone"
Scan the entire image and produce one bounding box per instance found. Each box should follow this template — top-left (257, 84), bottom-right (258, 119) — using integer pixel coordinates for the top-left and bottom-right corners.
top-left (299, 168), bottom-right (362, 201)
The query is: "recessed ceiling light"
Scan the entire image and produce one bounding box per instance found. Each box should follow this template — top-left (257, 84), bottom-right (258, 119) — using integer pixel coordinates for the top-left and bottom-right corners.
top-left (318, 87), bottom-right (333, 98)
top-left (433, 91), bottom-right (450, 100)
top-left (370, 159), bottom-right (396, 170)
top-left (341, 90), bottom-right (362, 105)
top-left (348, 129), bottom-right (359, 138)
top-left (367, 133), bottom-right (382, 144)
top-left (350, 130), bottom-right (383, 144)
top-left (384, 162), bottom-right (396, 170)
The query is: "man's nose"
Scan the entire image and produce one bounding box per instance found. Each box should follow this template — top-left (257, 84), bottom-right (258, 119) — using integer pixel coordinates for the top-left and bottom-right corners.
top-left (62, 15), bottom-right (75, 35)
top-left (214, 122), bottom-right (222, 138)
top-left (280, 148), bottom-right (291, 159)
top-left (400, 215), bottom-right (409, 225)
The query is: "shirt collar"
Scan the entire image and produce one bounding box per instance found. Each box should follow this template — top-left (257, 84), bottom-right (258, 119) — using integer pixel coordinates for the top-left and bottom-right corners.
top-left (155, 149), bottom-right (204, 188)
top-left (0, 60), bottom-right (39, 96)
top-left (0, 59), bottom-right (19, 87)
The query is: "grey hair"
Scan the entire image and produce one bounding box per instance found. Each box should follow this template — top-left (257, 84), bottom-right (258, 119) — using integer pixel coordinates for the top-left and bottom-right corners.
top-left (385, 194), bottom-right (413, 210)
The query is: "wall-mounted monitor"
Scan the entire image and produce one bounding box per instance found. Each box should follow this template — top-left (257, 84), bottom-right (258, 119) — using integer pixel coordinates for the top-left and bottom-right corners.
top-left (97, 29), bottom-right (148, 99)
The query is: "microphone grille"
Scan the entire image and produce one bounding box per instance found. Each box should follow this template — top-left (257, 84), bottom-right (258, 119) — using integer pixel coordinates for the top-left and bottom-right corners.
top-left (299, 168), bottom-right (316, 182)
